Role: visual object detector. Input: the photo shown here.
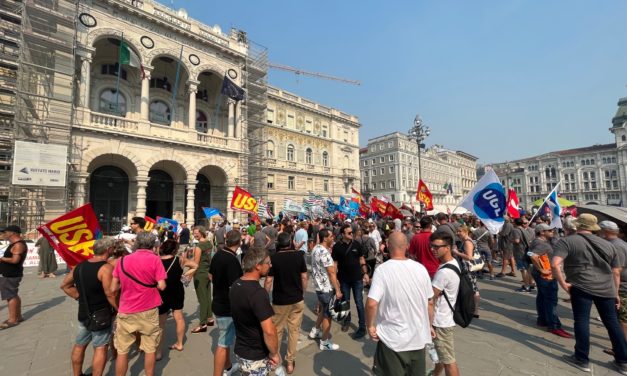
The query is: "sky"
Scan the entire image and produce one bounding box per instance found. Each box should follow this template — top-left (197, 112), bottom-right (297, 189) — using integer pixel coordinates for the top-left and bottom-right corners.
top-left (162, 0), bottom-right (627, 164)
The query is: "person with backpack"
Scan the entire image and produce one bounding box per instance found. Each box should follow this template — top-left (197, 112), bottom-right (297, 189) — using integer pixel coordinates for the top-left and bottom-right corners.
top-left (430, 231), bottom-right (461, 376)
top-left (454, 226), bottom-right (481, 319)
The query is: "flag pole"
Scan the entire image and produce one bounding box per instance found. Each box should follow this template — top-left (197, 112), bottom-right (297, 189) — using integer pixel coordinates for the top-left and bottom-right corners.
top-left (115, 32), bottom-right (124, 114)
top-left (528, 180), bottom-right (562, 224)
top-left (170, 44), bottom-right (184, 124)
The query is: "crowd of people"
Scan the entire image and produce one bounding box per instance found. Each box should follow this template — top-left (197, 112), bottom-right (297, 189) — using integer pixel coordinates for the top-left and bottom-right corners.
top-left (1, 207), bottom-right (627, 375)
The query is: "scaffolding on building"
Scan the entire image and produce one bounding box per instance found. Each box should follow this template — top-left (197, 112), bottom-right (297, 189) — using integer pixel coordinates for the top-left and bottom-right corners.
top-left (8, 0), bottom-right (78, 232)
top-left (241, 38), bottom-right (268, 207)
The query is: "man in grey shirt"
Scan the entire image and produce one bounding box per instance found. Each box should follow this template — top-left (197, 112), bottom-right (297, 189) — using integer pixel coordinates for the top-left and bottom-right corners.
top-left (551, 214), bottom-right (627, 374)
top-left (261, 219), bottom-right (278, 255)
top-left (496, 216), bottom-right (516, 277)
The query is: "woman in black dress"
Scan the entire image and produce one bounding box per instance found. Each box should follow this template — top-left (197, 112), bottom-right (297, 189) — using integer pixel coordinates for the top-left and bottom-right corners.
top-left (156, 239), bottom-right (197, 360)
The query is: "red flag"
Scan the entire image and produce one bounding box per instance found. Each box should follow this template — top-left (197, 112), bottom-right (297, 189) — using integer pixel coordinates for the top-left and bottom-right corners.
top-left (37, 203), bottom-right (102, 267)
top-left (351, 187), bottom-right (363, 203)
top-left (416, 179), bottom-right (434, 211)
top-left (370, 197), bottom-right (388, 216)
top-left (230, 186), bottom-right (259, 215)
top-left (384, 202), bottom-right (404, 220)
top-left (507, 188), bottom-right (521, 218)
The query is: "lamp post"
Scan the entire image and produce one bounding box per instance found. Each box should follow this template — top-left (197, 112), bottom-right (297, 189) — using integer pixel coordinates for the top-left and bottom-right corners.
top-left (408, 114), bottom-right (430, 213)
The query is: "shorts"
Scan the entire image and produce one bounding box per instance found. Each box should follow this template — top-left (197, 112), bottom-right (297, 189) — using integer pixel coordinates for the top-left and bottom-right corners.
top-left (75, 321), bottom-right (112, 347)
top-left (216, 316), bottom-right (236, 347)
top-left (316, 291), bottom-right (334, 318)
top-left (0, 276), bottom-right (22, 300)
top-left (433, 326), bottom-right (456, 364)
top-left (478, 248), bottom-right (492, 263)
top-left (502, 249), bottom-right (513, 260)
top-left (619, 295), bottom-right (627, 323)
top-left (514, 254), bottom-right (530, 271)
top-left (373, 340), bottom-right (426, 376)
top-left (114, 308), bottom-right (161, 354)
top-left (236, 355), bottom-right (272, 376)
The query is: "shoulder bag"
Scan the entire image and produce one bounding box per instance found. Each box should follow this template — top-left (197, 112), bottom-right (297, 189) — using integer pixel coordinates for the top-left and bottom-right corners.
top-left (78, 263), bottom-right (113, 331)
top-left (120, 256), bottom-right (158, 288)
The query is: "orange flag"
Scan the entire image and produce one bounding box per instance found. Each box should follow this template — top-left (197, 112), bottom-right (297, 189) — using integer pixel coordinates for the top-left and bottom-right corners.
top-left (416, 179), bottom-right (434, 211)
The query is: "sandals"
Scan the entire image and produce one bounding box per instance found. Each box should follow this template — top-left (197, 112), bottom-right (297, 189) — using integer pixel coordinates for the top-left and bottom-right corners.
top-left (0, 320), bottom-right (19, 330)
top-left (169, 344), bottom-right (183, 351)
top-left (207, 319), bottom-right (215, 327)
top-left (287, 360), bottom-right (295, 374)
top-left (191, 324), bottom-right (207, 333)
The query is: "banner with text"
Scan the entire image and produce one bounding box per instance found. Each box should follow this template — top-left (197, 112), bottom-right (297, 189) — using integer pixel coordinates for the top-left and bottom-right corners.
top-left (37, 204), bottom-right (102, 267)
top-left (230, 186), bottom-right (259, 215)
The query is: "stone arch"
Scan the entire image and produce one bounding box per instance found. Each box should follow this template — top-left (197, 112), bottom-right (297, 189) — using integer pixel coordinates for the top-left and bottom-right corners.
top-left (145, 48), bottom-right (192, 79)
top-left (193, 63), bottom-right (224, 81)
top-left (87, 28), bottom-right (147, 64)
top-left (145, 157), bottom-right (191, 184)
top-left (82, 146), bottom-right (143, 177)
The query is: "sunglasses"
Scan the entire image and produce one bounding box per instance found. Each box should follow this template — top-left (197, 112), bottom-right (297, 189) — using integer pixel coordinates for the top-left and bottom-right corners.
top-left (430, 243), bottom-right (449, 250)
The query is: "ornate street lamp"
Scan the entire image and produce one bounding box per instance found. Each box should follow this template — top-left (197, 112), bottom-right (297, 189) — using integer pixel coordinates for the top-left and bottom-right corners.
top-left (408, 115), bottom-right (430, 213)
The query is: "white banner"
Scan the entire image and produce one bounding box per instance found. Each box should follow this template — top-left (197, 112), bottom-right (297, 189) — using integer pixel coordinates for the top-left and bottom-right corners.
top-left (12, 141), bottom-right (68, 187)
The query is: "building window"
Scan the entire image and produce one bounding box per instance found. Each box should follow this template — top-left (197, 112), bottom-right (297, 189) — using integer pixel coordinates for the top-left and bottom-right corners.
top-left (287, 113), bottom-right (295, 128)
top-left (149, 77), bottom-right (172, 91)
top-left (101, 63), bottom-right (127, 80)
top-left (388, 141), bottom-right (393, 148)
top-left (371, 183), bottom-right (376, 191)
top-left (306, 148), bottom-right (313, 164)
top-left (380, 182), bottom-right (385, 189)
top-left (364, 170), bottom-right (369, 177)
top-left (372, 158), bottom-right (376, 165)
top-left (323, 179), bottom-right (329, 192)
top-left (389, 166), bottom-right (395, 173)
top-left (288, 176), bottom-right (295, 190)
top-left (305, 119), bottom-right (313, 133)
top-left (389, 181), bottom-right (395, 188)
top-left (391, 194), bottom-right (395, 202)
top-left (322, 151), bottom-right (329, 167)
top-left (389, 155), bottom-right (394, 161)
top-left (99, 89), bottom-right (126, 115)
top-left (379, 143), bottom-right (383, 151)
top-left (322, 125), bottom-right (328, 137)
top-left (363, 160), bottom-right (368, 166)
top-left (372, 169), bottom-right (377, 176)
top-left (196, 110), bottom-right (208, 133)
top-left (266, 108), bottom-right (274, 123)
top-left (380, 168), bottom-right (384, 175)
top-left (287, 144), bottom-right (295, 161)
top-left (380, 156), bottom-right (384, 163)
top-left (306, 178), bottom-right (313, 191)
top-left (343, 131), bottom-right (349, 143)
top-left (267, 141), bottom-right (275, 158)
top-left (267, 174), bottom-right (274, 189)
top-left (149, 100), bottom-right (171, 125)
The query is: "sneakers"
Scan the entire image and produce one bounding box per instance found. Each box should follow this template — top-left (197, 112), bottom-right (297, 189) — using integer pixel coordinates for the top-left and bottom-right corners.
top-left (319, 339), bottom-right (340, 351)
top-left (529, 285), bottom-right (536, 291)
top-left (308, 327), bottom-right (322, 339)
top-left (515, 286), bottom-right (531, 293)
top-left (223, 362), bottom-right (240, 376)
top-left (352, 328), bottom-right (366, 339)
top-left (549, 328), bottom-right (573, 338)
top-left (613, 360), bottom-right (627, 375)
top-left (562, 354), bottom-right (590, 372)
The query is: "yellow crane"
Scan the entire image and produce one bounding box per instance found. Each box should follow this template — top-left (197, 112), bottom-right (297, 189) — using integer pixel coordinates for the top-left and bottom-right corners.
top-left (268, 63), bottom-right (361, 86)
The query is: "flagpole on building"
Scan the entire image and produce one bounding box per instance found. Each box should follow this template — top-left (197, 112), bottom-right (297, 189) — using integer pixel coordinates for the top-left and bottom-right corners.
top-left (528, 180), bottom-right (562, 224)
top-left (115, 32), bottom-right (124, 114)
top-left (170, 44), bottom-right (184, 124)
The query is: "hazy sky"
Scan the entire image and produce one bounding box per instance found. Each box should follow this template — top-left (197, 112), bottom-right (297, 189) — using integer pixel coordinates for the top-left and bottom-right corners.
top-left (164, 0), bottom-right (627, 164)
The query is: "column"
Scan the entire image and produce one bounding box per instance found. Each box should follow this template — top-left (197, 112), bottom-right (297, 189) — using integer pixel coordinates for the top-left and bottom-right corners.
top-left (227, 99), bottom-right (235, 138)
top-left (79, 55), bottom-right (92, 109)
top-left (226, 184), bottom-right (235, 220)
top-left (187, 80), bottom-right (199, 130)
top-left (140, 66), bottom-right (153, 121)
top-left (234, 100), bottom-right (242, 139)
top-left (73, 174), bottom-right (89, 207)
top-left (136, 177), bottom-right (148, 217)
top-left (186, 180), bottom-right (196, 225)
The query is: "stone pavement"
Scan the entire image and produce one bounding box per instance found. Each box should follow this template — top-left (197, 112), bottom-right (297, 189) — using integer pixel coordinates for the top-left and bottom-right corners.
top-left (0, 266), bottom-right (623, 376)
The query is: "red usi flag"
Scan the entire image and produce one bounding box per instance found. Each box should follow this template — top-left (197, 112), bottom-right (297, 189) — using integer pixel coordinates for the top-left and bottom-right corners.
top-left (37, 204), bottom-right (103, 267)
top-left (370, 197), bottom-right (388, 216)
top-left (416, 179), bottom-right (434, 211)
top-left (507, 188), bottom-right (521, 218)
top-left (351, 187), bottom-right (363, 204)
top-left (384, 202), bottom-right (404, 220)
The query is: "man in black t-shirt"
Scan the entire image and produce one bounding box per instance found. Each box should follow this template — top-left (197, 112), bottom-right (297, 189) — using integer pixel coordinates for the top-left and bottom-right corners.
top-left (264, 232), bottom-right (307, 373)
top-left (332, 224), bottom-right (369, 339)
top-left (231, 247), bottom-right (279, 376)
top-left (209, 230), bottom-right (244, 376)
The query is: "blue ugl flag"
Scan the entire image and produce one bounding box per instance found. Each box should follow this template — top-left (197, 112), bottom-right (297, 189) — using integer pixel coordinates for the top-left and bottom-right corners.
top-left (221, 75), bottom-right (245, 101)
top-left (547, 190), bottom-right (562, 229)
top-left (203, 207), bottom-right (221, 219)
top-left (459, 169), bottom-right (506, 234)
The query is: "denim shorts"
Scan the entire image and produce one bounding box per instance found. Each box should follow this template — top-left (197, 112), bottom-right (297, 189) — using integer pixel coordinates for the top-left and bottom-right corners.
top-left (216, 316), bottom-right (236, 347)
top-left (478, 248), bottom-right (492, 263)
top-left (515, 255), bottom-right (530, 271)
top-left (316, 291), bottom-right (334, 318)
top-left (75, 321), bottom-right (112, 347)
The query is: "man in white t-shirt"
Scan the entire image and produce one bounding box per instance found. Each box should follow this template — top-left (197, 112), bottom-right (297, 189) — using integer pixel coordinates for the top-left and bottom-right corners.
top-left (430, 231), bottom-right (461, 376)
top-left (366, 232), bottom-right (434, 376)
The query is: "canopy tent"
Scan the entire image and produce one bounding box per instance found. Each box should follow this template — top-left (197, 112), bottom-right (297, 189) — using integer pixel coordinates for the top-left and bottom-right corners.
top-left (576, 204), bottom-right (627, 228)
top-left (533, 196), bottom-right (576, 208)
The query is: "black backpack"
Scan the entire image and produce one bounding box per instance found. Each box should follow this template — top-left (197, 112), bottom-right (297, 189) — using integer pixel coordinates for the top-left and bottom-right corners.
top-left (440, 263), bottom-right (475, 328)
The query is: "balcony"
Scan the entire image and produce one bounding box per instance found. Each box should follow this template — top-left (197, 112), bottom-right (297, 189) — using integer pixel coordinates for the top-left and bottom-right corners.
top-left (83, 111), bottom-right (239, 152)
top-left (343, 168), bottom-right (357, 178)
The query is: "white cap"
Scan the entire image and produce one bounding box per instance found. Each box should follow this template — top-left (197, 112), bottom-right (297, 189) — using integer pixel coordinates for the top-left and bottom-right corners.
top-left (345, 219), bottom-right (352, 223)
top-left (599, 220), bottom-right (619, 232)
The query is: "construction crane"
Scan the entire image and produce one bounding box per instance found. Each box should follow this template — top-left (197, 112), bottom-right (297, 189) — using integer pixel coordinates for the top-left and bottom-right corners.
top-left (268, 63), bottom-right (361, 86)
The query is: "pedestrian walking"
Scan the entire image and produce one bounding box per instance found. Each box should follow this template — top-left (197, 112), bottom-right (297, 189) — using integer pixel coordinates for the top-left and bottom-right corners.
top-left (0, 225), bottom-right (26, 329)
top-left (191, 226), bottom-right (215, 333)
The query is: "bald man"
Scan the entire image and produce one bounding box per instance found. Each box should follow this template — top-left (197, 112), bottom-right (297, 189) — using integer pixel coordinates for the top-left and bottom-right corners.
top-left (366, 232), bottom-right (435, 376)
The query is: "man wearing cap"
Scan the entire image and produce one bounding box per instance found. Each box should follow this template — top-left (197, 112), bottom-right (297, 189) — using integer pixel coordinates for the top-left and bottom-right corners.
top-left (0, 225), bottom-right (27, 329)
top-left (552, 214), bottom-right (627, 374)
top-left (528, 223), bottom-right (572, 338)
top-left (599, 220), bottom-right (627, 355)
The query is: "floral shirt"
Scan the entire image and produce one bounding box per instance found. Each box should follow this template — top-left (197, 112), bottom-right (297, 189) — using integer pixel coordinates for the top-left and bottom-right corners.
top-left (312, 244), bottom-right (334, 293)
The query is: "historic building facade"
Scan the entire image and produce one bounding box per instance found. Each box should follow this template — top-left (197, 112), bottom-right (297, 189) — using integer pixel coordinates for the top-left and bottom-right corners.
top-left (265, 86), bottom-right (360, 215)
top-left (359, 132), bottom-right (478, 212)
top-left (489, 96), bottom-right (627, 210)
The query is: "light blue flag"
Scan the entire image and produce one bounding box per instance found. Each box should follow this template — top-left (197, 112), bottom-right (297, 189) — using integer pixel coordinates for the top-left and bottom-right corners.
top-left (547, 190), bottom-right (563, 229)
top-left (459, 169), bottom-right (506, 234)
top-left (203, 207), bottom-right (221, 218)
